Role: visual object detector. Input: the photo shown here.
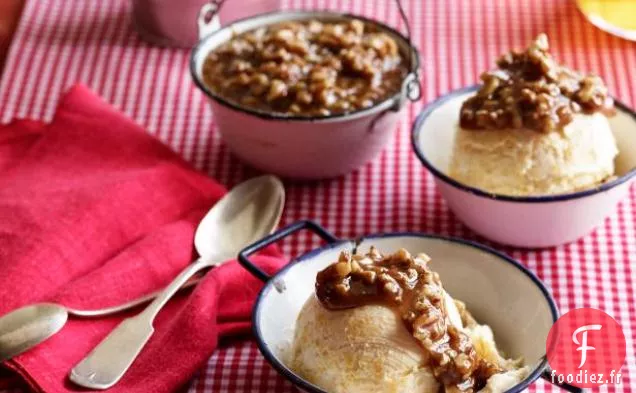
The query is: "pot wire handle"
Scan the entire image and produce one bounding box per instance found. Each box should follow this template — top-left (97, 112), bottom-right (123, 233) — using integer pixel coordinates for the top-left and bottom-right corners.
top-left (197, 0), bottom-right (224, 40)
top-left (396, 0), bottom-right (422, 103)
top-left (238, 220), bottom-right (338, 282)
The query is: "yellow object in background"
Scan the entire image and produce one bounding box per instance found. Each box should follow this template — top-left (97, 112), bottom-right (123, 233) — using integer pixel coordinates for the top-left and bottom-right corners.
top-left (576, 0), bottom-right (636, 40)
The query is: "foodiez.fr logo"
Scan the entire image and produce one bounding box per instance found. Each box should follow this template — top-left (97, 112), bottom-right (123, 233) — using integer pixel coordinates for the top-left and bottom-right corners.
top-left (546, 308), bottom-right (626, 388)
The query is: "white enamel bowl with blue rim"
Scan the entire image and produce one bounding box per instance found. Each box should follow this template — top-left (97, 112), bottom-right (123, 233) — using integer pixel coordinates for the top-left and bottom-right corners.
top-left (412, 86), bottom-right (636, 248)
top-left (238, 220), bottom-right (580, 393)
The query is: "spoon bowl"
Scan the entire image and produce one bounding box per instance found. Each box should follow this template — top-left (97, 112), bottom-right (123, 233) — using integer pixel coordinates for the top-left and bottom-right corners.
top-left (194, 174), bottom-right (285, 260)
top-left (0, 304), bottom-right (67, 363)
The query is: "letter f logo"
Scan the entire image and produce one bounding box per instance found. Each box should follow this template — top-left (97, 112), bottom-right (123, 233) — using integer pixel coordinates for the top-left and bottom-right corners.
top-left (572, 324), bottom-right (602, 368)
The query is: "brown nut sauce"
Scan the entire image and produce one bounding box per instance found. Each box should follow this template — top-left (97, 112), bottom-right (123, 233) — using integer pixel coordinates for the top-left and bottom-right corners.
top-left (316, 247), bottom-right (500, 392)
top-left (202, 19), bottom-right (408, 117)
top-left (460, 34), bottom-right (614, 133)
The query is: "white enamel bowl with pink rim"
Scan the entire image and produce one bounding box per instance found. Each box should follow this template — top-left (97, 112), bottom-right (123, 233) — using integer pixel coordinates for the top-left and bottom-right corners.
top-left (190, 6), bottom-right (420, 179)
top-left (412, 86), bottom-right (636, 248)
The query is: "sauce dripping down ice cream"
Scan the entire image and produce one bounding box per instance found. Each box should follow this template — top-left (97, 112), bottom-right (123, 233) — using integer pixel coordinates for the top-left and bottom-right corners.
top-left (316, 247), bottom-right (500, 392)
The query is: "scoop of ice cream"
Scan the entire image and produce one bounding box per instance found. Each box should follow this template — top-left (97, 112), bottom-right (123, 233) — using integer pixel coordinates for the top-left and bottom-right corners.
top-left (289, 293), bottom-right (529, 393)
top-left (288, 289), bottom-right (523, 392)
top-left (289, 295), bottom-right (441, 393)
top-left (448, 112), bottom-right (618, 196)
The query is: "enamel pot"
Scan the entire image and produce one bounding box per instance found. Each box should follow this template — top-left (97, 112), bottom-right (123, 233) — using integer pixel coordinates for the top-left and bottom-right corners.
top-left (190, 6), bottom-right (421, 179)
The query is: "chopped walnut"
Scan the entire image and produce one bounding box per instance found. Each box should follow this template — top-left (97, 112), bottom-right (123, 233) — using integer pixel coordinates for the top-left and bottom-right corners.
top-left (202, 19), bottom-right (407, 117)
top-left (460, 34), bottom-right (615, 133)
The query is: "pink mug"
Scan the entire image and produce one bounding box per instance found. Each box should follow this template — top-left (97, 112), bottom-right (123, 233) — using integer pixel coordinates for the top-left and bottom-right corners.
top-left (132, 0), bottom-right (281, 47)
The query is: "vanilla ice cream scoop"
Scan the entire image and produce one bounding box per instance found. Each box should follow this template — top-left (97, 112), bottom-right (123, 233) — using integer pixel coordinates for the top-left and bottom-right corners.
top-left (449, 112), bottom-right (618, 196)
top-left (290, 296), bottom-right (441, 393)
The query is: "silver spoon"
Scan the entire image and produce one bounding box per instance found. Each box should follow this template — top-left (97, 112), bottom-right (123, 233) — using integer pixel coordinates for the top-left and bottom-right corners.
top-left (0, 277), bottom-right (204, 363)
top-left (69, 174), bottom-right (284, 390)
top-left (0, 175), bottom-right (284, 372)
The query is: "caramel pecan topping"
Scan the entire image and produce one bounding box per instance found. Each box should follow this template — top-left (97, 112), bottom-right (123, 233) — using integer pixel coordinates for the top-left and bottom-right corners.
top-left (202, 19), bottom-right (407, 117)
top-left (460, 34), bottom-right (614, 132)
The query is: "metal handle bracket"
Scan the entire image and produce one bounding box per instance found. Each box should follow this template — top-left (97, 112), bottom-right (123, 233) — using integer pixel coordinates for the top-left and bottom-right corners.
top-left (238, 220), bottom-right (338, 282)
top-left (197, 1), bottom-right (223, 40)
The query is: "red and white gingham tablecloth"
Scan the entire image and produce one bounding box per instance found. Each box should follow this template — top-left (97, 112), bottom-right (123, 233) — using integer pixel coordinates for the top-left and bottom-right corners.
top-left (0, 0), bottom-right (634, 392)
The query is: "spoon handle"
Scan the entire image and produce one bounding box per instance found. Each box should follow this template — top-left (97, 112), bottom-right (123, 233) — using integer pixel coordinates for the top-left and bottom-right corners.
top-left (69, 257), bottom-right (216, 390)
top-left (139, 257), bottom-right (213, 321)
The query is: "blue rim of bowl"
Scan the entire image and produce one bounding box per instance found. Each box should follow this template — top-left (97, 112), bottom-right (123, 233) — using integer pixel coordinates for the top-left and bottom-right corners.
top-left (411, 85), bottom-right (636, 203)
top-left (252, 233), bottom-right (559, 393)
top-left (189, 10), bottom-right (420, 123)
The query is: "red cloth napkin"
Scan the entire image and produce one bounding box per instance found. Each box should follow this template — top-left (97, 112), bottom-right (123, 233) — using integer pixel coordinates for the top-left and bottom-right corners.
top-left (0, 85), bottom-right (285, 393)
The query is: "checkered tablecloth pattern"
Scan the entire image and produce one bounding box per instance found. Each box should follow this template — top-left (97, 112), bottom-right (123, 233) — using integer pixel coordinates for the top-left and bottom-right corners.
top-left (0, 0), bottom-right (634, 392)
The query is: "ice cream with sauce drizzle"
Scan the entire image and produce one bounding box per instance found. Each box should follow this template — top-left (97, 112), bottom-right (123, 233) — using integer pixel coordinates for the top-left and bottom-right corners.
top-left (288, 247), bottom-right (529, 393)
top-left (448, 34), bottom-right (618, 196)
